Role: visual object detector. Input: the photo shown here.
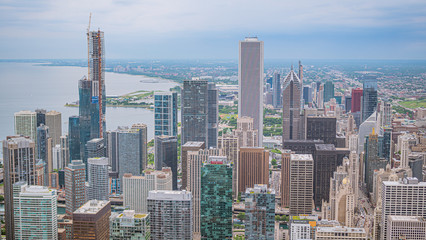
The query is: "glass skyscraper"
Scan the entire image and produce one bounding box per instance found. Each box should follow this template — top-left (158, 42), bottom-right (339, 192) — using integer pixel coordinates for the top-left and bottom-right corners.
top-left (155, 135), bottom-right (178, 190)
top-left (362, 76), bottom-right (378, 122)
top-left (323, 80), bottom-right (335, 103)
top-left (68, 116), bottom-right (80, 161)
top-left (154, 92), bottom-right (178, 136)
top-left (200, 162), bottom-right (232, 239)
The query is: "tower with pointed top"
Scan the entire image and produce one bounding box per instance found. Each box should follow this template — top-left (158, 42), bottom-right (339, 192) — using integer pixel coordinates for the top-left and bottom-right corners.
top-left (282, 69), bottom-right (302, 141)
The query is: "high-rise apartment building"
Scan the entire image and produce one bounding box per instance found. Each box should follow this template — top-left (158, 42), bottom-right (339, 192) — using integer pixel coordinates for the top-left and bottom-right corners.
top-left (238, 147), bottom-right (269, 194)
top-left (289, 154), bottom-right (314, 215)
top-left (233, 116), bottom-right (259, 147)
top-left (282, 69), bottom-right (302, 141)
top-left (381, 178), bottom-right (426, 239)
top-left (73, 200), bottom-right (111, 240)
top-left (280, 150), bottom-right (291, 207)
top-left (380, 100), bottom-right (392, 127)
top-left (387, 216), bottom-right (426, 240)
top-left (181, 141), bottom-right (205, 190)
top-left (3, 136), bottom-right (36, 240)
top-left (60, 135), bottom-right (69, 168)
top-left (155, 135), bottom-right (178, 189)
top-left (272, 72), bottom-right (281, 108)
top-left (68, 116), bottom-right (80, 161)
top-left (14, 110), bottom-right (37, 141)
top-left (201, 162), bottom-right (233, 239)
top-left (122, 168), bottom-right (172, 213)
top-left (362, 76), bottom-right (378, 122)
top-left (13, 183), bottom-right (58, 240)
top-left (323, 81), bottom-right (335, 103)
top-left (365, 130), bottom-right (387, 193)
top-left (35, 109), bottom-right (46, 127)
top-left (306, 116), bottom-right (337, 145)
top-left (87, 157), bottom-right (109, 201)
top-left (65, 160), bottom-right (86, 215)
top-left (147, 190), bottom-right (193, 240)
top-left (86, 138), bottom-right (106, 160)
top-left (110, 210), bottom-right (151, 240)
top-left (245, 184), bottom-right (275, 240)
top-left (303, 85), bottom-right (313, 106)
top-left (207, 82), bottom-right (219, 148)
top-left (78, 76), bottom-right (92, 160)
top-left (45, 110), bottom-right (62, 145)
top-left (181, 78), bottom-right (208, 145)
top-left (239, 37), bottom-right (264, 146)
top-left (218, 135), bottom-right (239, 197)
top-left (351, 88), bottom-right (363, 113)
top-left (37, 124), bottom-right (53, 185)
top-left (154, 92), bottom-right (178, 136)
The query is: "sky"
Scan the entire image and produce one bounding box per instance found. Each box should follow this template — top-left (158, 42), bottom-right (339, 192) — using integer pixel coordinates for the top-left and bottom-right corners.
top-left (1, 0), bottom-right (426, 59)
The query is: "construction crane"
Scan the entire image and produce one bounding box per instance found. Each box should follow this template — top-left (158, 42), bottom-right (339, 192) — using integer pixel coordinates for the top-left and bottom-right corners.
top-left (87, 13), bottom-right (92, 79)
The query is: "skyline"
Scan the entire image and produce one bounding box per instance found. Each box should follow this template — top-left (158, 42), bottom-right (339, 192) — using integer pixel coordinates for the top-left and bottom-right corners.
top-left (1, 0), bottom-right (426, 60)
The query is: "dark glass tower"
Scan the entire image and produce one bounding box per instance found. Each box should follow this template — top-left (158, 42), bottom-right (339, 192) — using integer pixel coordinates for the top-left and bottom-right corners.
top-left (155, 135), bottom-right (178, 190)
top-left (362, 76), bottom-right (378, 122)
top-left (282, 69), bottom-right (302, 141)
top-left (181, 79), bottom-right (208, 145)
top-left (323, 81), bottom-right (335, 103)
top-left (272, 72), bottom-right (281, 108)
top-left (68, 116), bottom-right (80, 161)
top-left (207, 82), bottom-right (218, 148)
top-left (35, 109), bottom-right (46, 127)
top-left (79, 77), bottom-right (92, 164)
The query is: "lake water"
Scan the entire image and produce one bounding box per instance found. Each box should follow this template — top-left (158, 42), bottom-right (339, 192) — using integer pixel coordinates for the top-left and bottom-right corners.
top-left (0, 62), bottom-right (178, 149)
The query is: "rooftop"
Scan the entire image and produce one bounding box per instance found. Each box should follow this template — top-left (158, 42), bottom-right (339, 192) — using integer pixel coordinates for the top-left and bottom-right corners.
top-left (316, 226), bottom-right (366, 234)
top-left (182, 141), bottom-right (205, 147)
top-left (147, 190), bottom-right (192, 201)
top-left (88, 157), bottom-right (108, 165)
top-left (246, 184), bottom-right (275, 195)
top-left (315, 144), bottom-right (336, 151)
top-left (388, 216), bottom-right (426, 222)
top-left (112, 210), bottom-right (148, 220)
top-left (291, 154), bottom-right (313, 161)
top-left (74, 200), bottom-right (110, 214)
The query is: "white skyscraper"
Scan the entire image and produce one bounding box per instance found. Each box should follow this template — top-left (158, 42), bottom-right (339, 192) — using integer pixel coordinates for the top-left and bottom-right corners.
top-left (87, 157), bottom-right (109, 201)
top-left (239, 37), bottom-right (264, 146)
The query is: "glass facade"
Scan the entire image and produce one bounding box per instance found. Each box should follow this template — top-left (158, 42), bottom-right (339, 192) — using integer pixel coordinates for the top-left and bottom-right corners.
top-left (200, 163), bottom-right (232, 239)
top-left (362, 76), bottom-right (378, 122)
top-left (245, 185), bottom-right (275, 240)
top-left (154, 92), bottom-right (178, 136)
top-left (68, 116), bottom-right (80, 161)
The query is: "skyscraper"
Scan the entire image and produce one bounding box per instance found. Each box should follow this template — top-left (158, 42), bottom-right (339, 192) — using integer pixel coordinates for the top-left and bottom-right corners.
top-left (351, 88), bottom-right (363, 112)
top-left (201, 162), bottom-right (233, 239)
top-left (387, 216), bottom-right (426, 240)
top-left (181, 78), bottom-right (208, 145)
top-left (123, 168), bottom-right (172, 213)
top-left (110, 210), bottom-right (151, 240)
top-left (280, 150), bottom-right (292, 208)
top-left (313, 144), bottom-right (338, 209)
top-left (73, 200), bottom-right (111, 240)
top-left (381, 178), bottom-right (426, 239)
top-left (13, 183), bottom-right (58, 240)
top-left (238, 147), bottom-right (269, 194)
top-left (35, 109), bottom-right (46, 127)
top-left (289, 154), bottom-right (314, 215)
top-left (362, 76), bottom-right (378, 122)
top-left (68, 116), bottom-right (80, 161)
top-left (272, 72), bottom-right (281, 109)
top-left (147, 190), bottom-right (193, 240)
top-left (155, 135), bottom-right (178, 190)
top-left (306, 116), bottom-right (337, 145)
top-left (218, 135), bottom-right (239, 197)
top-left (14, 110), bottom-right (37, 141)
top-left (181, 141), bottom-right (205, 190)
top-left (303, 85), bottom-right (313, 106)
top-left (323, 81), bottom-right (335, 103)
top-left (239, 37), bottom-right (264, 146)
top-left (45, 110), bottom-right (62, 145)
top-left (87, 157), bottom-right (109, 201)
top-left (36, 124), bottom-right (52, 185)
top-left (86, 138), bottom-right (106, 160)
top-left (60, 135), bottom-right (69, 168)
top-left (365, 130), bottom-right (387, 193)
top-left (78, 76), bottom-right (92, 162)
top-left (233, 116), bottom-right (259, 147)
top-left (154, 92), bottom-right (178, 136)
top-left (245, 184), bottom-right (275, 240)
top-left (3, 136), bottom-right (36, 240)
top-left (65, 160), bottom-right (86, 215)
top-left (282, 69), bottom-right (302, 141)
top-left (207, 82), bottom-right (219, 148)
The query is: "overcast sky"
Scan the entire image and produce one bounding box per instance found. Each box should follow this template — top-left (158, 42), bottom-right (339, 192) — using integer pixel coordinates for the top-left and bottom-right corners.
top-left (1, 0), bottom-right (426, 59)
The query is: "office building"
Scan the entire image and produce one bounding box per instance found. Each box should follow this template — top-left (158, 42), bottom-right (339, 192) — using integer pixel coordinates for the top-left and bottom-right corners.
top-left (315, 226), bottom-right (367, 239)
top-left (3, 136), bottom-right (36, 240)
top-left (14, 110), bottom-right (37, 141)
top-left (239, 37), bottom-right (264, 146)
top-left (351, 88), bottom-right (363, 113)
top-left (324, 81), bottom-right (335, 103)
top-left (110, 210), bottom-right (151, 240)
top-left (245, 184), bottom-right (275, 240)
top-left (46, 110), bottom-right (62, 145)
top-left (207, 82), bottom-right (219, 148)
top-left (283, 139), bottom-right (324, 155)
top-left (52, 144), bottom-right (61, 170)
top-left (282, 69), bottom-right (302, 141)
top-left (147, 190), bottom-right (193, 240)
top-left (303, 85), bottom-right (313, 106)
top-left (123, 168), bottom-right (172, 213)
top-left (13, 184), bottom-right (58, 240)
top-left (233, 116), bottom-right (259, 147)
top-left (155, 135), bottom-right (178, 189)
top-left (365, 130), bottom-right (387, 193)
top-left (87, 157), bottom-right (109, 201)
top-left (272, 72), bottom-right (281, 108)
top-left (345, 96), bottom-right (352, 113)
top-left (362, 76), bottom-right (378, 122)
top-left (68, 116), bottom-right (80, 161)
top-left (60, 135), bottom-right (69, 168)
top-left (306, 116), bottom-right (337, 145)
top-left (35, 108), bottom-right (46, 127)
top-left (380, 100), bottom-right (392, 127)
top-left (280, 150), bottom-right (291, 207)
top-left (73, 200), bottom-right (111, 240)
top-left (65, 160), bottom-right (86, 215)
top-left (86, 138), bottom-right (105, 160)
top-left (313, 144), bottom-right (338, 209)
top-left (238, 147), bottom-right (269, 194)
top-left (181, 141), bottom-right (205, 190)
top-left (289, 219), bottom-right (315, 240)
top-left (154, 92), bottom-right (178, 136)
top-left (181, 78), bottom-right (208, 145)
top-left (78, 76), bottom-right (92, 161)
top-left (201, 162), bottom-right (233, 239)
top-left (289, 154), bottom-right (314, 215)
top-left (381, 178), bottom-right (426, 239)
top-left (387, 216), bottom-right (426, 240)
top-left (218, 135), bottom-right (239, 197)
top-left (37, 124), bottom-right (53, 185)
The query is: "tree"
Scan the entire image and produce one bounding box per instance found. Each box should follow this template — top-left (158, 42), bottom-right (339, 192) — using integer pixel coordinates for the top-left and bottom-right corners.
top-left (0, 195), bottom-right (3, 202)
top-left (271, 159), bottom-right (277, 166)
top-left (237, 212), bottom-right (246, 221)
